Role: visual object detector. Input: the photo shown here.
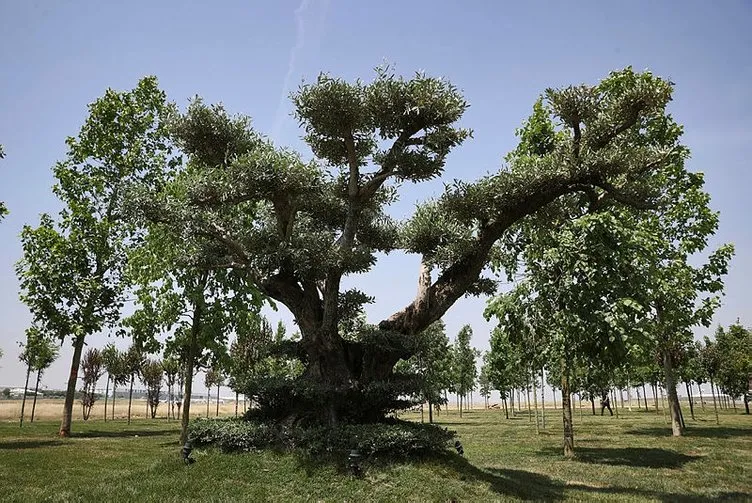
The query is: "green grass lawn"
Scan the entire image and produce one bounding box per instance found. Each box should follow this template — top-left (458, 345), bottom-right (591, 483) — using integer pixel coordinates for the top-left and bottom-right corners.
top-left (1, 407), bottom-right (750, 502)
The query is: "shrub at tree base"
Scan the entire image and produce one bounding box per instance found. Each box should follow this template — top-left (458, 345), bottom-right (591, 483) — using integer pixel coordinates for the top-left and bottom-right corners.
top-left (188, 417), bottom-right (456, 459)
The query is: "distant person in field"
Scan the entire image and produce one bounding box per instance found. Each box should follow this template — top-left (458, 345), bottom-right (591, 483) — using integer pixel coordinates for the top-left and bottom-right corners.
top-left (600, 393), bottom-right (613, 416)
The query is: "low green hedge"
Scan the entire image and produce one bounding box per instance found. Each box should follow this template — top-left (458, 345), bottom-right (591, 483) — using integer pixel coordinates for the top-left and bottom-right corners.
top-left (188, 417), bottom-right (456, 459)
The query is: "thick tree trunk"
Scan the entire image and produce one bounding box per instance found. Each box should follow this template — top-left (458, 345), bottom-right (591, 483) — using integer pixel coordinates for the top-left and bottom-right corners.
top-left (103, 376), bottom-right (109, 422)
top-left (561, 366), bottom-right (574, 458)
top-left (60, 335), bottom-right (86, 437)
top-left (590, 396), bottom-right (595, 415)
top-left (127, 376), bottom-right (134, 425)
top-left (31, 369), bottom-right (42, 423)
top-left (685, 382), bottom-right (695, 420)
top-left (710, 377), bottom-right (719, 425)
top-left (19, 364), bottom-right (31, 428)
top-left (744, 395), bottom-right (750, 415)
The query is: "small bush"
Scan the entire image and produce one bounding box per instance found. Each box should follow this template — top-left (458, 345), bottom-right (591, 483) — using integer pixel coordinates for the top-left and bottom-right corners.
top-left (188, 417), bottom-right (455, 459)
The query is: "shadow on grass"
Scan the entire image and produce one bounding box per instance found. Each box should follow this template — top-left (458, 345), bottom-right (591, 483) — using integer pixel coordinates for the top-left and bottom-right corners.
top-left (572, 447), bottom-right (700, 469)
top-left (440, 455), bottom-right (747, 502)
top-left (0, 439), bottom-right (63, 450)
top-left (73, 428), bottom-right (175, 439)
top-left (626, 426), bottom-right (752, 439)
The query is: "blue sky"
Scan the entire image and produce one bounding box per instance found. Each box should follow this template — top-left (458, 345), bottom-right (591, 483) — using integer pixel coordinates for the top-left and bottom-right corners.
top-left (0, 1), bottom-right (750, 397)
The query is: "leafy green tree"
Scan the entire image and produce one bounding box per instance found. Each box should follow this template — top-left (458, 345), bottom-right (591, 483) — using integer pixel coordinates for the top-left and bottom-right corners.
top-left (29, 334), bottom-right (59, 423)
top-left (101, 344), bottom-right (118, 422)
top-left (105, 349), bottom-right (129, 420)
top-left (18, 327), bottom-right (49, 427)
top-left (395, 320), bottom-right (453, 423)
top-left (478, 361), bottom-right (492, 410)
top-left (452, 325), bottom-right (479, 416)
top-left (123, 345), bottom-right (145, 424)
top-left (141, 359), bottom-right (164, 418)
top-left (486, 328), bottom-right (528, 418)
top-left (700, 336), bottom-right (722, 424)
top-left (15, 78), bottom-right (173, 437)
top-left (715, 322), bottom-right (752, 414)
top-left (204, 365), bottom-right (221, 417)
top-left (227, 314), bottom-right (274, 415)
top-left (162, 356), bottom-right (180, 420)
top-left (80, 348), bottom-right (104, 421)
top-left (125, 201), bottom-right (264, 441)
top-left (123, 67), bottom-right (679, 425)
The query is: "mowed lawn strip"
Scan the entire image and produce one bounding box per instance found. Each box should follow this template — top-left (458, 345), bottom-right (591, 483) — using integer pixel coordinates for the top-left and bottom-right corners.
top-left (0, 409), bottom-right (750, 502)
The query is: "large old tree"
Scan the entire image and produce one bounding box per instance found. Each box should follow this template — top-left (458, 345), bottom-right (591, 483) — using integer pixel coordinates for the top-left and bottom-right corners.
top-left (130, 67), bottom-right (680, 424)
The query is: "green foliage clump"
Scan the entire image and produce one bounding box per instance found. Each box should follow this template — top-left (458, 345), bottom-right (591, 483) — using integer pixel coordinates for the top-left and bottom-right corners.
top-left (188, 417), bottom-right (455, 459)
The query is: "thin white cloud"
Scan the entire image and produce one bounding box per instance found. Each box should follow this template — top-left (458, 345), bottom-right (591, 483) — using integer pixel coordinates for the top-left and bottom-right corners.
top-left (271, 0), bottom-right (330, 142)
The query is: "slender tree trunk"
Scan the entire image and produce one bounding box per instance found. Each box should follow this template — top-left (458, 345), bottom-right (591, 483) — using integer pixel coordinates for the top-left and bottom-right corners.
top-left (30, 369), bottom-right (42, 423)
top-left (710, 377), bottom-right (719, 425)
top-left (428, 399), bottom-right (433, 423)
top-left (636, 386), bottom-right (641, 411)
top-left (642, 383), bottom-right (648, 411)
top-left (653, 383), bottom-right (660, 413)
top-left (627, 383), bottom-right (633, 412)
top-left (590, 396), bottom-right (595, 415)
top-left (509, 389), bottom-right (514, 416)
top-left (578, 394), bottom-right (583, 421)
top-left (206, 388), bottom-right (210, 417)
top-left (732, 397), bottom-right (737, 410)
top-left (103, 376), bottom-right (110, 423)
top-left (216, 382), bottom-right (220, 417)
top-left (532, 370), bottom-right (540, 434)
top-left (19, 364), bottom-right (31, 428)
top-left (561, 364), bottom-right (574, 458)
top-left (59, 335), bottom-right (86, 437)
top-left (127, 375), bottom-right (134, 425)
top-left (744, 395), bottom-right (750, 414)
top-left (459, 394), bottom-right (463, 418)
top-left (503, 397), bottom-right (509, 419)
top-left (685, 382), bottom-right (695, 420)
top-left (235, 392), bottom-right (239, 418)
top-left (697, 383), bottom-right (705, 410)
top-left (526, 387), bottom-right (532, 422)
top-left (552, 388), bottom-right (557, 410)
top-left (540, 367), bottom-right (546, 429)
top-left (619, 388), bottom-right (625, 410)
top-left (612, 389), bottom-right (619, 419)
top-left (112, 383), bottom-right (117, 420)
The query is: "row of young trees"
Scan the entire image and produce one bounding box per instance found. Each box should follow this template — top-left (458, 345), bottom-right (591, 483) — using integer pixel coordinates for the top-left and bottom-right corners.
top-left (66, 316), bottom-right (305, 429)
top-left (484, 325), bottom-right (750, 422)
top-left (11, 66), bottom-right (740, 457)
